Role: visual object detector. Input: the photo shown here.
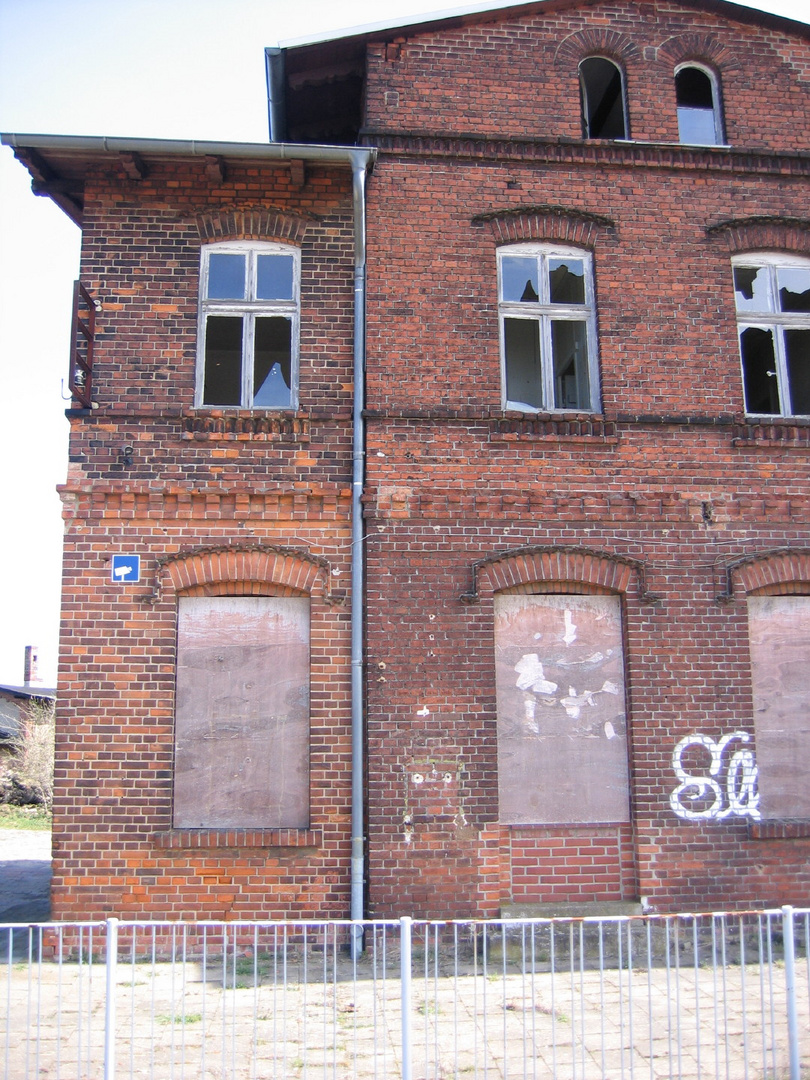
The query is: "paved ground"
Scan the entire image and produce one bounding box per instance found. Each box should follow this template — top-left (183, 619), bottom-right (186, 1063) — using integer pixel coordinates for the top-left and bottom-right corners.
top-left (0, 827), bottom-right (51, 921)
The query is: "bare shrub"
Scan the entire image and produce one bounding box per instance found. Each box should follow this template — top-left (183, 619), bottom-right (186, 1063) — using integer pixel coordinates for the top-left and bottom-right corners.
top-left (0, 698), bottom-right (55, 813)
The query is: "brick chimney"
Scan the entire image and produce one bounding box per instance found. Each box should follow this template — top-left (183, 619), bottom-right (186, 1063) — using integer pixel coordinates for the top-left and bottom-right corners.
top-left (23, 645), bottom-right (41, 685)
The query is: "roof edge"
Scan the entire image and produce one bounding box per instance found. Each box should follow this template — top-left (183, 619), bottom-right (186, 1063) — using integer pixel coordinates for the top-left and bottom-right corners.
top-left (275, 0), bottom-right (809, 52)
top-left (1, 133), bottom-right (376, 165)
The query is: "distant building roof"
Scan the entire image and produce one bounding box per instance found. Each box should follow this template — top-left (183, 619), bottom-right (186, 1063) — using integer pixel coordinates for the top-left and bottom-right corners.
top-left (0, 684), bottom-right (56, 701)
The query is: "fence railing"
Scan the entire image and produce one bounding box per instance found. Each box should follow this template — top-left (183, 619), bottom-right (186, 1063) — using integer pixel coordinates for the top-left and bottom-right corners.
top-left (2, 907), bottom-right (808, 1080)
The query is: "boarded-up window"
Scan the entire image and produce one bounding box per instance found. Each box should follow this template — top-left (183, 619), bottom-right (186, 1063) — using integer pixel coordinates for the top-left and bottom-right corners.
top-left (747, 595), bottom-right (810, 820)
top-left (173, 595), bottom-right (310, 829)
top-left (494, 594), bottom-right (630, 824)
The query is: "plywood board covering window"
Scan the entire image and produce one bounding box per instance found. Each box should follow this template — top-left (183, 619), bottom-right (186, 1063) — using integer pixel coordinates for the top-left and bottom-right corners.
top-left (747, 595), bottom-right (810, 819)
top-left (174, 595), bottom-right (310, 829)
top-left (494, 594), bottom-right (630, 824)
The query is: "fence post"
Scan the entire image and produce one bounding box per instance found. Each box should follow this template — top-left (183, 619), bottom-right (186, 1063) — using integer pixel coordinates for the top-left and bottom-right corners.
top-left (104, 917), bottom-right (118, 1080)
top-left (401, 916), bottom-right (412, 1080)
top-left (782, 906), bottom-right (800, 1080)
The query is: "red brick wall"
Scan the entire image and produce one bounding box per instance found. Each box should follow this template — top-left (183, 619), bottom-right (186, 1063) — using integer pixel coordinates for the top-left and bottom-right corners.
top-left (52, 0), bottom-right (810, 922)
top-left (361, 1), bottom-right (810, 916)
top-left (53, 160), bottom-right (358, 921)
top-left (363, 0), bottom-right (810, 152)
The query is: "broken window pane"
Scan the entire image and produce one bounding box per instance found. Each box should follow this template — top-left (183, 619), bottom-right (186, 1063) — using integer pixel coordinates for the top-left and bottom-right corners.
top-left (174, 595), bottom-right (310, 829)
top-left (777, 267), bottom-right (810, 313)
top-left (257, 254), bottom-right (295, 301)
top-left (207, 253), bottom-right (246, 300)
top-left (676, 67), bottom-right (720, 145)
top-left (580, 57), bottom-right (627, 139)
top-left (734, 266), bottom-right (772, 312)
top-left (740, 326), bottom-right (780, 414)
top-left (747, 596), bottom-right (810, 820)
top-left (552, 321), bottom-right (590, 409)
top-left (203, 315), bottom-right (243, 405)
top-left (504, 318), bottom-right (543, 409)
top-left (785, 329), bottom-right (810, 414)
top-left (501, 256), bottom-right (539, 302)
top-left (494, 594), bottom-right (630, 825)
top-left (549, 259), bottom-right (586, 304)
top-left (253, 317), bottom-right (292, 407)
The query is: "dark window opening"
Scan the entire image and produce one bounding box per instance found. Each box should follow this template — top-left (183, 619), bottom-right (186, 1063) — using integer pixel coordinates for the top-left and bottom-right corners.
top-left (580, 57), bottom-right (627, 139)
top-left (203, 316), bottom-right (243, 406)
top-left (676, 66), bottom-right (721, 145)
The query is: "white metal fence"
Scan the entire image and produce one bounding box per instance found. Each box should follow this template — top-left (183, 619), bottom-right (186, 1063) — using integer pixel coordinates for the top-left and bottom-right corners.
top-left (2, 908), bottom-right (808, 1080)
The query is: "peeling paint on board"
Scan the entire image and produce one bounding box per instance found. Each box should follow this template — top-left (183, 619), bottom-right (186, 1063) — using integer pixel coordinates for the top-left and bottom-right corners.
top-left (494, 594), bottom-right (630, 825)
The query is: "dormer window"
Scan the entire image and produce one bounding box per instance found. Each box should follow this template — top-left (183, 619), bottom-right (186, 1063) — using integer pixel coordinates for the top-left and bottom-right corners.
top-left (196, 241), bottom-right (299, 409)
top-left (579, 57), bottom-right (628, 139)
top-left (675, 64), bottom-right (724, 146)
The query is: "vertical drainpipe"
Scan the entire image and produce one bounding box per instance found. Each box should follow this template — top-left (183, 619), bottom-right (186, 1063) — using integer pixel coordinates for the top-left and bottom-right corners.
top-left (350, 152), bottom-right (368, 957)
top-left (265, 43), bottom-right (370, 948)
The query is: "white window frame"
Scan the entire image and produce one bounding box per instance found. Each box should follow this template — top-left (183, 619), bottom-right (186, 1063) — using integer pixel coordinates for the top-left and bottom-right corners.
top-left (497, 243), bottom-right (601, 413)
top-left (675, 62), bottom-right (725, 147)
top-left (196, 240), bottom-right (300, 409)
top-left (732, 252), bottom-right (810, 419)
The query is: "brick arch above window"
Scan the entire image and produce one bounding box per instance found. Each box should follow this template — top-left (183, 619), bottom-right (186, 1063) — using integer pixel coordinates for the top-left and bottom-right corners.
top-left (555, 29), bottom-right (640, 66)
top-left (460, 545), bottom-right (657, 602)
top-left (656, 34), bottom-right (741, 72)
top-left (473, 205), bottom-right (616, 248)
top-left (192, 207), bottom-right (316, 244)
top-left (719, 548), bottom-right (810, 600)
top-left (154, 543), bottom-right (333, 602)
top-left (706, 216), bottom-right (810, 254)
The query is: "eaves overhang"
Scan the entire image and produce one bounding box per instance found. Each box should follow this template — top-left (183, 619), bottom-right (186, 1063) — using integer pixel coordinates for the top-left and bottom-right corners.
top-left (0, 133), bottom-right (376, 228)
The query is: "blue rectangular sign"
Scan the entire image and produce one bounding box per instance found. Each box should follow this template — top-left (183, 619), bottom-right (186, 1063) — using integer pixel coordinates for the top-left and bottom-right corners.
top-left (111, 554), bottom-right (140, 583)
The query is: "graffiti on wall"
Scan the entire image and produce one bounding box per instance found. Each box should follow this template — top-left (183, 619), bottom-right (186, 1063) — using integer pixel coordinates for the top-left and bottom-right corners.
top-left (670, 732), bottom-right (760, 821)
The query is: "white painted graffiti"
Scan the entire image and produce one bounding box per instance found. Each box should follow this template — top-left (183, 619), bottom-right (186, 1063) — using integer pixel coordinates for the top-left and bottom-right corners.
top-left (670, 732), bottom-right (760, 821)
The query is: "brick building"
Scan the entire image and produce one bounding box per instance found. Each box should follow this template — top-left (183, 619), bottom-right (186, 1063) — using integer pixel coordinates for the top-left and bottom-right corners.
top-left (3, 0), bottom-right (810, 922)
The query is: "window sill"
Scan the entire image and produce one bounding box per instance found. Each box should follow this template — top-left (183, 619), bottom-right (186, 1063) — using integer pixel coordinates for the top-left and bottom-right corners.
top-left (749, 820), bottom-right (810, 840)
top-left (733, 420), bottom-right (810, 449)
top-left (154, 828), bottom-right (322, 850)
top-left (492, 416), bottom-right (618, 443)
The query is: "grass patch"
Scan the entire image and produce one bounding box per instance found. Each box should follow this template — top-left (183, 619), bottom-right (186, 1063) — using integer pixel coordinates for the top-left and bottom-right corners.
top-left (0, 804), bottom-right (52, 830)
top-left (157, 1013), bottom-right (203, 1025)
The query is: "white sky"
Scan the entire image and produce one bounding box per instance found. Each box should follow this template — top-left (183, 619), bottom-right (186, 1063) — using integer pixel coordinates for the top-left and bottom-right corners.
top-left (0, 0), bottom-right (807, 685)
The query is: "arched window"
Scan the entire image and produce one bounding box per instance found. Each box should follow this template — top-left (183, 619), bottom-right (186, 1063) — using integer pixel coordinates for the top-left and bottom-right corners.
top-left (579, 57), bottom-right (627, 140)
top-left (196, 240), bottom-right (300, 409)
top-left (675, 64), bottom-right (724, 145)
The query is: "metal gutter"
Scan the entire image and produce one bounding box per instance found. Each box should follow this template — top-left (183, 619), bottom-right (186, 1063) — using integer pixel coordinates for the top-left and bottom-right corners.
top-left (349, 155), bottom-right (368, 957)
top-left (264, 49), bottom-right (287, 142)
top-left (1, 132), bottom-right (373, 165)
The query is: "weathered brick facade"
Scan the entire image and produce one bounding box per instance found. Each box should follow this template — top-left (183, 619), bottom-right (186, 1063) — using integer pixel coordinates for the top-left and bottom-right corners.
top-left (47, 158), bottom-right (360, 920)
top-left (4, 0), bottom-right (809, 922)
top-left (359, 0), bottom-right (810, 917)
